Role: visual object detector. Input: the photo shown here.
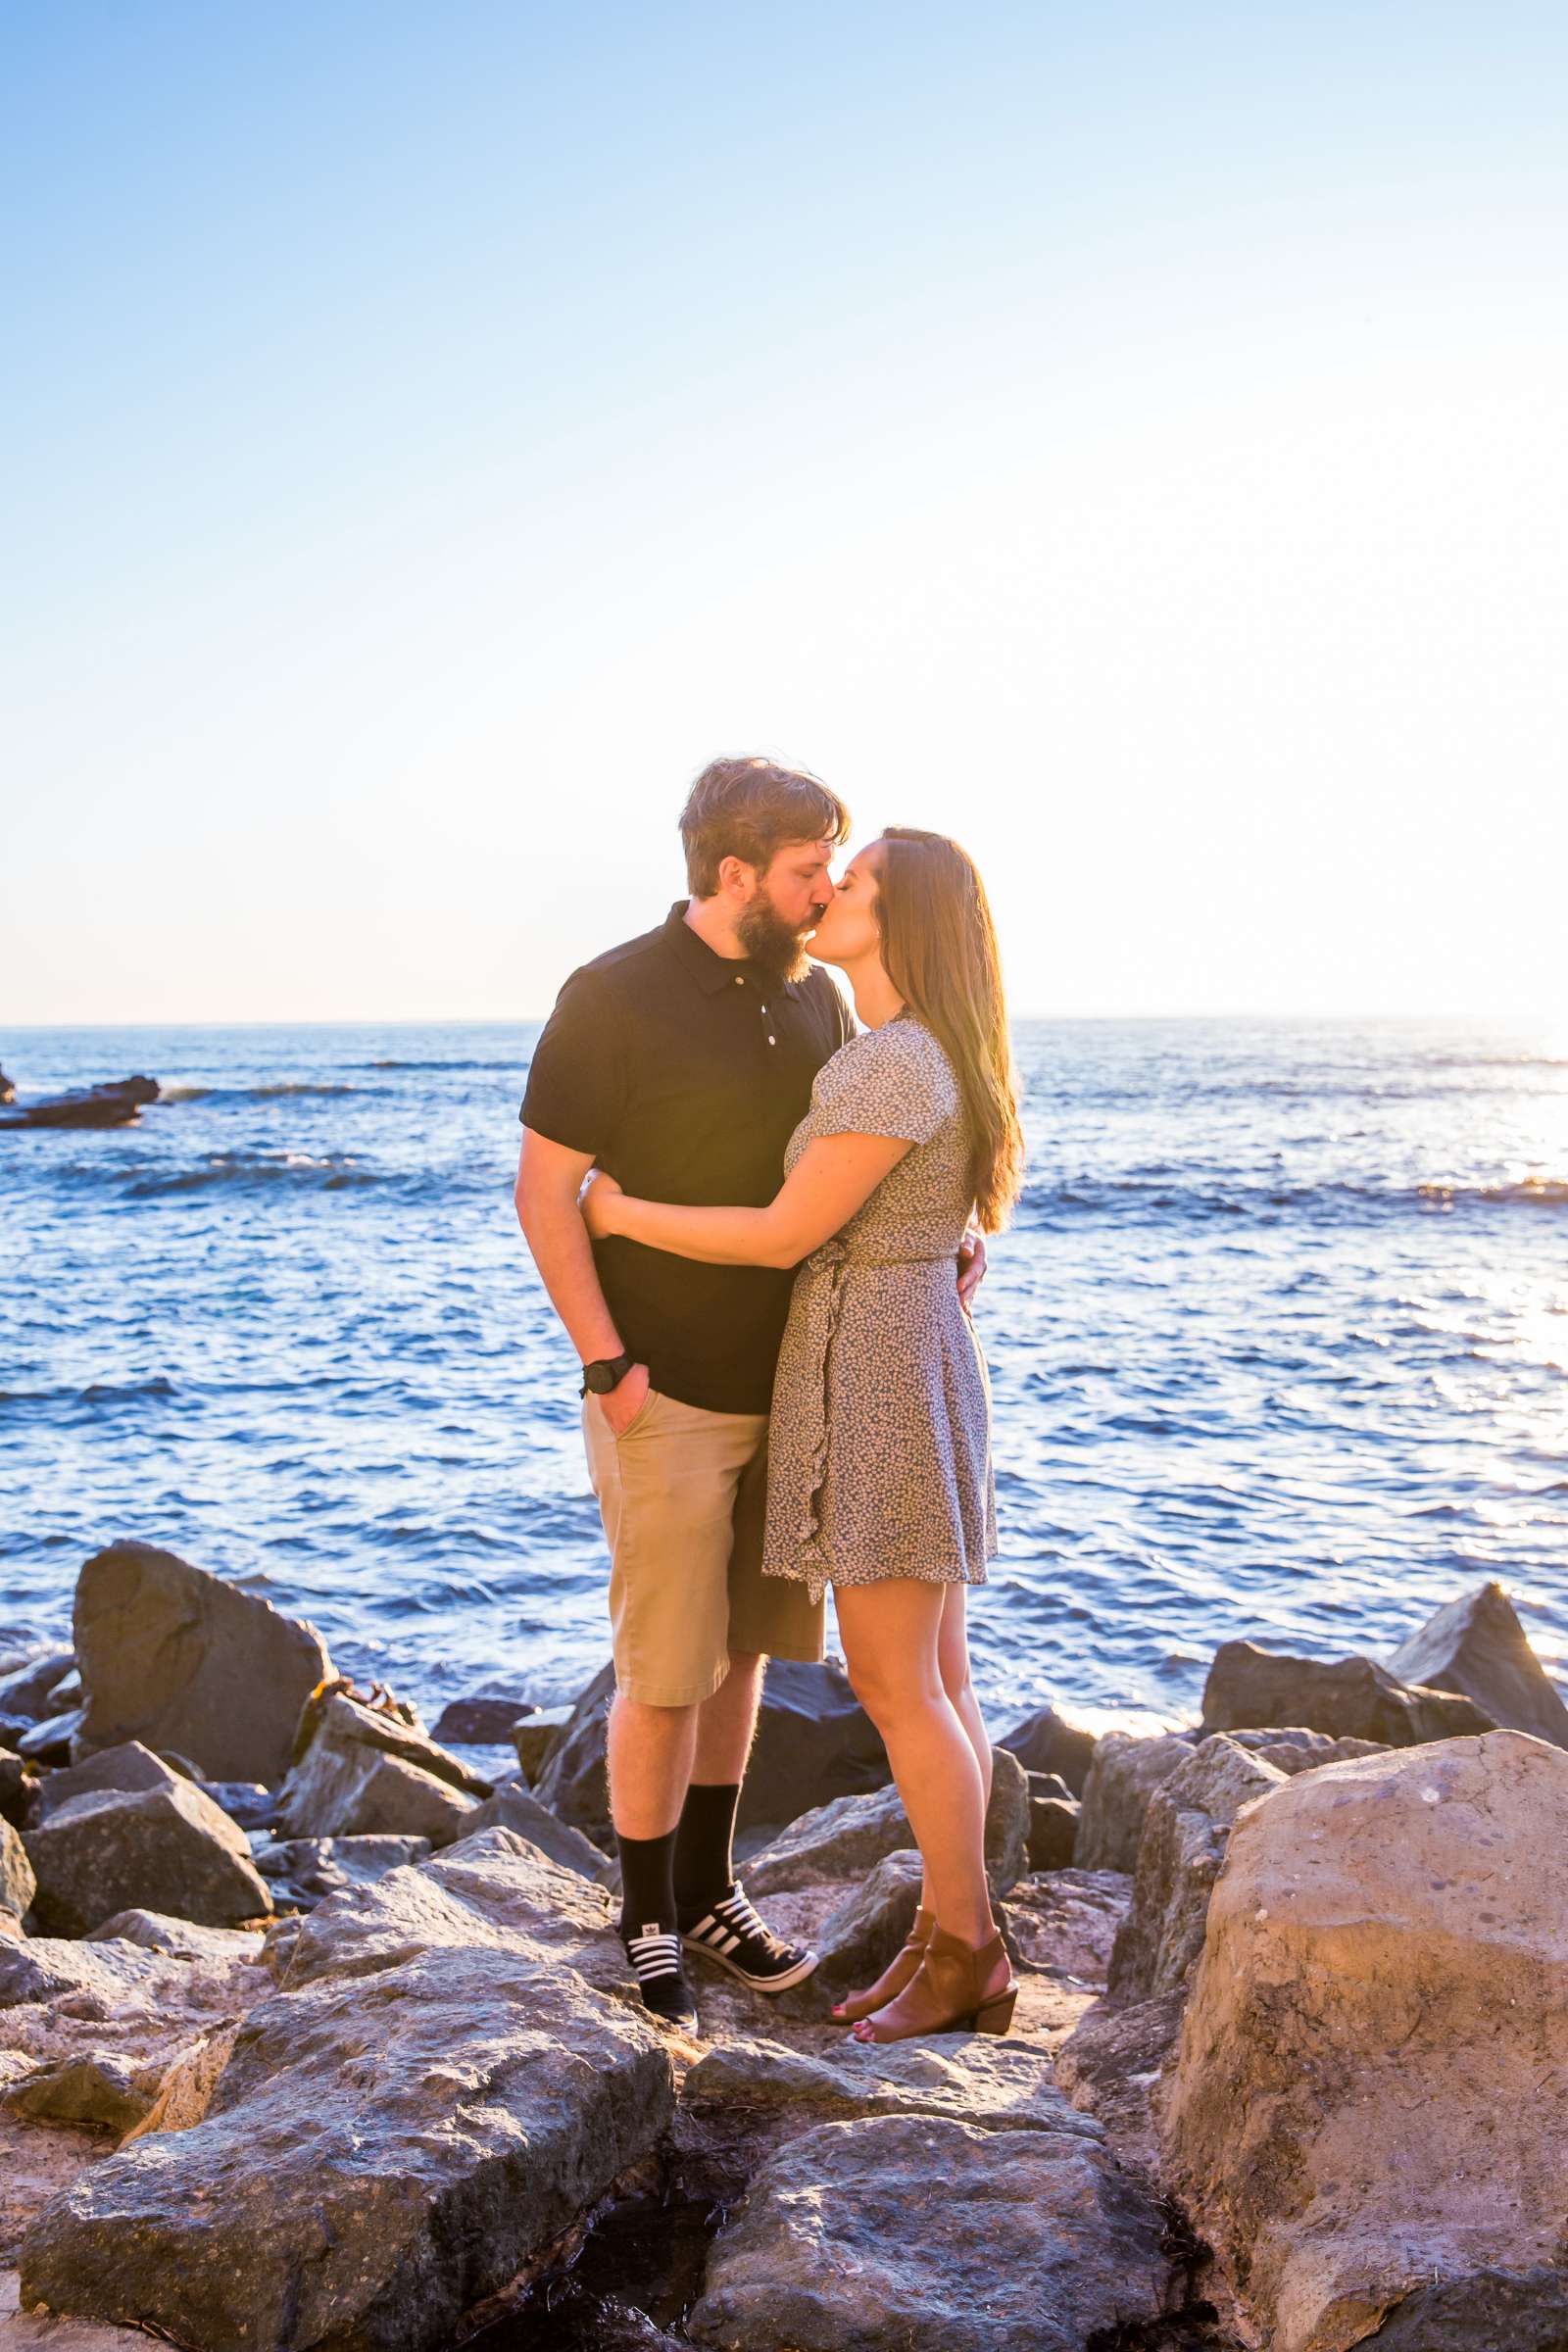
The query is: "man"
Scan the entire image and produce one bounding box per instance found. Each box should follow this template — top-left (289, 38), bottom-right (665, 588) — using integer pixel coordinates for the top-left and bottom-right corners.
top-left (515, 756), bottom-right (984, 2029)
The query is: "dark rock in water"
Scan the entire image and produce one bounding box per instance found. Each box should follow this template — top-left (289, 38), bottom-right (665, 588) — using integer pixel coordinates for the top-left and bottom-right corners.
top-left (429, 1691), bottom-right (538, 1743)
top-left (996, 1700), bottom-right (1099, 1796)
top-left (1076, 1732), bottom-right (1196, 1872)
top-left (1387, 1580), bottom-right (1568, 1751)
top-left (535, 1657), bottom-right (889, 1851)
top-left (1, 2052), bottom-right (155, 2135)
top-left (0, 1074), bottom-right (160, 1129)
top-left (1027, 1789), bottom-right (1080, 1870)
top-left (17, 1829), bottom-right (677, 2352)
top-left (0, 1648), bottom-right (77, 1722)
top-left (0, 1065), bottom-right (13, 1104)
top-left (73, 1540), bottom-right (333, 1786)
top-left (16, 1705), bottom-right (85, 1764)
top-left (685, 2106), bottom-right (1177, 2352)
top-left (24, 1778), bottom-right (274, 1936)
top-left (1200, 1639), bottom-right (1495, 1746)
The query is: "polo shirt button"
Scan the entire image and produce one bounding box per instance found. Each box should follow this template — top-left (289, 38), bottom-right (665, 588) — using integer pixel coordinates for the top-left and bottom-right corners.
top-left (735, 976), bottom-right (745, 986)
top-left (767, 1035), bottom-right (777, 1045)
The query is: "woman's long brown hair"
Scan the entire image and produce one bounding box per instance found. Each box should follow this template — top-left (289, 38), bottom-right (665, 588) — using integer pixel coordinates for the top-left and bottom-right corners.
top-left (874, 827), bottom-right (1024, 1231)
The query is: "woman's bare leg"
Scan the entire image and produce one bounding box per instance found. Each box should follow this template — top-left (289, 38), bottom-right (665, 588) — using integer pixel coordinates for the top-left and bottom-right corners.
top-left (834, 1579), bottom-right (994, 1946)
top-left (920, 1582), bottom-right (992, 1915)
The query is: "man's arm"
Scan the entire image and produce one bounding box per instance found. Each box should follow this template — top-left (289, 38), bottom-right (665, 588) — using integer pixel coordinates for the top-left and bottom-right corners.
top-left (514, 1128), bottom-right (650, 1437)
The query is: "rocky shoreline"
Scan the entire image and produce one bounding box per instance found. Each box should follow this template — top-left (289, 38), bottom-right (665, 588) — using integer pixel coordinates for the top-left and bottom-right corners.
top-left (2, 1543), bottom-right (1566, 2351)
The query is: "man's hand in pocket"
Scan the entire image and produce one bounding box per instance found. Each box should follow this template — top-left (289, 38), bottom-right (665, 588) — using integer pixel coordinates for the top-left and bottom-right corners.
top-left (597, 1361), bottom-right (652, 1437)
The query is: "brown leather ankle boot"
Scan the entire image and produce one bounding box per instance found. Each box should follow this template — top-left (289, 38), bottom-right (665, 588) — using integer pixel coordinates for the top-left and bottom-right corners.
top-left (850, 1923), bottom-right (1017, 2044)
top-left (831, 1905), bottom-right (934, 2024)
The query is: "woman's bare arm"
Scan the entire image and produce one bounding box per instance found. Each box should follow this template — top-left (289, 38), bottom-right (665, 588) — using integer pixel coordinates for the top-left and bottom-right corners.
top-left (585, 1131), bottom-right (912, 1268)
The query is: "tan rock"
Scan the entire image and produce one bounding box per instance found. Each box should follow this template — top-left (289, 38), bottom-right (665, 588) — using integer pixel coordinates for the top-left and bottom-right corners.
top-left (1159, 1730), bottom-right (1568, 2352)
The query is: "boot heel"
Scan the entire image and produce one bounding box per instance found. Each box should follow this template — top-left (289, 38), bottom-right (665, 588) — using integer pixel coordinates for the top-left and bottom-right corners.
top-left (972, 1984), bottom-right (1017, 2034)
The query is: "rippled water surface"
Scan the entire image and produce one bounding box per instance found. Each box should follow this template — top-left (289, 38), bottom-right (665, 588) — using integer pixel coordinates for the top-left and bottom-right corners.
top-left (3, 1018), bottom-right (1566, 1732)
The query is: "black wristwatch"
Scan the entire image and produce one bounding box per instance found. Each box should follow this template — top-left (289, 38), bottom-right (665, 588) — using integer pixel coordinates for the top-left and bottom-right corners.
top-left (580, 1351), bottom-right (633, 1397)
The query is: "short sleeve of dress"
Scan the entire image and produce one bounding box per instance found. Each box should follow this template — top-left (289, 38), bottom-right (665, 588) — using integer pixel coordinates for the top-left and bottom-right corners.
top-left (518, 968), bottom-right (625, 1152)
top-left (808, 1018), bottom-right (957, 1148)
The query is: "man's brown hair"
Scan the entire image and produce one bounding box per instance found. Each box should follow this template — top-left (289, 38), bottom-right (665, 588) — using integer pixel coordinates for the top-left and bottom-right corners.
top-left (679, 757), bottom-right (850, 898)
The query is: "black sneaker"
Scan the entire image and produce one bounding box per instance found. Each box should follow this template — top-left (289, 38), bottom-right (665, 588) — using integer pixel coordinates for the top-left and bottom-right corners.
top-left (678, 1880), bottom-right (819, 1992)
top-left (621, 1921), bottom-right (700, 2032)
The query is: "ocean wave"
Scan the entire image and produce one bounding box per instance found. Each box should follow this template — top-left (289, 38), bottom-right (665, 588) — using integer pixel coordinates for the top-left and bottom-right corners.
top-left (124, 1152), bottom-right (382, 1199)
top-left (160, 1082), bottom-right (363, 1102)
top-left (1015, 1171), bottom-right (1568, 1226)
top-left (362, 1057), bottom-right (521, 1072)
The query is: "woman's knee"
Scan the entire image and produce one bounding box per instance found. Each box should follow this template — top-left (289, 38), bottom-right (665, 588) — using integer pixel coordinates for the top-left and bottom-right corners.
top-left (844, 1652), bottom-right (943, 1733)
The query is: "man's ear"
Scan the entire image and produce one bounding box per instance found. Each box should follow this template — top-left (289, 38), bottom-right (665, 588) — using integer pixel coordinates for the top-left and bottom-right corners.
top-left (715, 853), bottom-right (759, 900)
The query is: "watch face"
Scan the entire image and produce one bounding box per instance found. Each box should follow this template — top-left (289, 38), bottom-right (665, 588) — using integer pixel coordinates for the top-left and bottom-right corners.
top-left (584, 1362), bottom-right (615, 1394)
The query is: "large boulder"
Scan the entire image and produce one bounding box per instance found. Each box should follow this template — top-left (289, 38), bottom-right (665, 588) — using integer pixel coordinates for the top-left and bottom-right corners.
top-left (535, 1657), bottom-right (889, 1848)
top-left (1107, 1734), bottom-right (1290, 2005)
top-left (684, 2029), bottom-right (1088, 2136)
top-left (274, 1689), bottom-right (490, 1846)
top-left (2, 1814), bottom-right (34, 1926)
top-left (686, 2107), bottom-right (1177, 2352)
top-left (31, 1737), bottom-right (189, 1823)
top-left (996, 1701), bottom-right (1099, 1795)
top-left (1387, 1581), bottom-right (1568, 1750)
top-left (1074, 1730), bottom-right (1194, 1871)
top-left (1200, 1639), bottom-right (1494, 1746)
top-left (808, 1849), bottom-right (925, 1998)
top-left (72, 1543), bottom-right (332, 1785)
top-left (18, 1830), bottom-right (677, 2352)
top-left (745, 1745), bottom-right (1028, 1899)
top-left (1160, 1731), bottom-right (1568, 2352)
top-left (460, 1779), bottom-right (617, 1886)
top-left (24, 1780), bottom-right (273, 1936)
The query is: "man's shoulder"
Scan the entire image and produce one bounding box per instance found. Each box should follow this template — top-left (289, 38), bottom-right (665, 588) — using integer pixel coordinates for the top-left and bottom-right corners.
top-left (796, 962), bottom-right (852, 1034)
top-left (557, 921), bottom-right (673, 1002)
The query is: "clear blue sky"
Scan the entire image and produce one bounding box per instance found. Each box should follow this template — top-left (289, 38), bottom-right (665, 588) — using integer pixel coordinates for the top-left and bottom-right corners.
top-left (6, 2), bottom-right (1566, 1023)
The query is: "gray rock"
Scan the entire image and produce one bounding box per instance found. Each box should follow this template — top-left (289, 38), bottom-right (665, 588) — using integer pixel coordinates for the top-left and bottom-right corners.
top-left (87, 1910), bottom-right (268, 1962)
top-left (1225, 1725), bottom-right (1389, 1774)
top-left (428, 1693), bottom-right (536, 1743)
top-left (747, 1745), bottom-right (1028, 1899)
top-left (536, 1656), bottom-right (889, 1848)
top-left (1356, 2268), bottom-right (1568, 2348)
top-left (24, 1780), bottom-right (274, 1936)
top-left (1107, 1733), bottom-right (1290, 2005)
top-left (460, 1780), bottom-right (617, 1886)
top-left (1027, 1791), bottom-right (1079, 1870)
top-left (1054, 1986), bottom-right (1189, 2161)
top-left (251, 1832), bottom-right (430, 1904)
top-left (1, 2053), bottom-right (154, 2135)
top-left (1075, 1731), bottom-right (1195, 1871)
top-left (275, 1689), bottom-right (490, 1846)
top-left (18, 1830), bottom-right (677, 2352)
top-left (18, 1707), bottom-right (84, 1764)
top-left (0, 1744), bottom-right (27, 1825)
top-left (0, 1649), bottom-right (77, 1722)
top-left (0, 1936), bottom-right (187, 2010)
top-left (1387, 1581), bottom-right (1568, 1750)
top-left (996, 1701), bottom-right (1099, 1796)
top-left (2, 1814), bottom-right (35, 1923)
top-left (684, 2031), bottom-right (1099, 2137)
top-left (811, 1848), bottom-right (925, 1995)
top-left (198, 1779), bottom-right (278, 1830)
top-left (71, 1542), bottom-right (332, 1785)
top-left (1200, 1639), bottom-right (1495, 1745)
top-left (686, 2110), bottom-right (1175, 2352)
top-left (31, 1738), bottom-right (186, 1823)
top-left (512, 1703), bottom-right (572, 1785)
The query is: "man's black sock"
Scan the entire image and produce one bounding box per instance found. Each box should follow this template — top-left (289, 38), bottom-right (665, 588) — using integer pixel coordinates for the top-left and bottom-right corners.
top-left (615, 1825), bottom-right (678, 1941)
top-left (673, 1781), bottom-right (742, 1920)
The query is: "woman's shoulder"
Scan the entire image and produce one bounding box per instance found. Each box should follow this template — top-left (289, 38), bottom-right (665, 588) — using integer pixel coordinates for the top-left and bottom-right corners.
top-left (812, 1012), bottom-right (958, 1124)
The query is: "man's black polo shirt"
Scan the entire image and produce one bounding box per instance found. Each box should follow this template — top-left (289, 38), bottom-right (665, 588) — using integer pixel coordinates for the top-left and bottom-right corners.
top-left (520, 903), bottom-right (852, 1413)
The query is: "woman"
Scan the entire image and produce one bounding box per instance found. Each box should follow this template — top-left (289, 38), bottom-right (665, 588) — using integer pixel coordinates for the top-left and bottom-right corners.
top-left (582, 827), bottom-right (1024, 2042)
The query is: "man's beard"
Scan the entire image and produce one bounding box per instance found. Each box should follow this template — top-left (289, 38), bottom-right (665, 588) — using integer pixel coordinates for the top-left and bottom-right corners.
top-left (737, 895), bottom-right (817, 982)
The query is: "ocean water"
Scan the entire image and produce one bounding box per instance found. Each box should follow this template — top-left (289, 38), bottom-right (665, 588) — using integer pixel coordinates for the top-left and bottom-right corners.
top-left (3, 1017), bottom-right (1566, 1738)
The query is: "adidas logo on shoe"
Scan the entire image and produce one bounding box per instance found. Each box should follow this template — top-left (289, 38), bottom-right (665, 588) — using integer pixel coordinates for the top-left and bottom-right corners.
top-left (679, 1881), bottom-right (819, 1992)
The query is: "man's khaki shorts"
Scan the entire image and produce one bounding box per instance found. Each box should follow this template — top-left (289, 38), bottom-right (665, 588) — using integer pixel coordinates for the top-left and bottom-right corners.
top-left (582, 1386), bottom-right (825, 1706)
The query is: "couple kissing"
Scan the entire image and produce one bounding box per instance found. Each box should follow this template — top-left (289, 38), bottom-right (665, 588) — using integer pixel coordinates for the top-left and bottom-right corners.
top-left (514, 754), bottom-right (1023, 2044)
